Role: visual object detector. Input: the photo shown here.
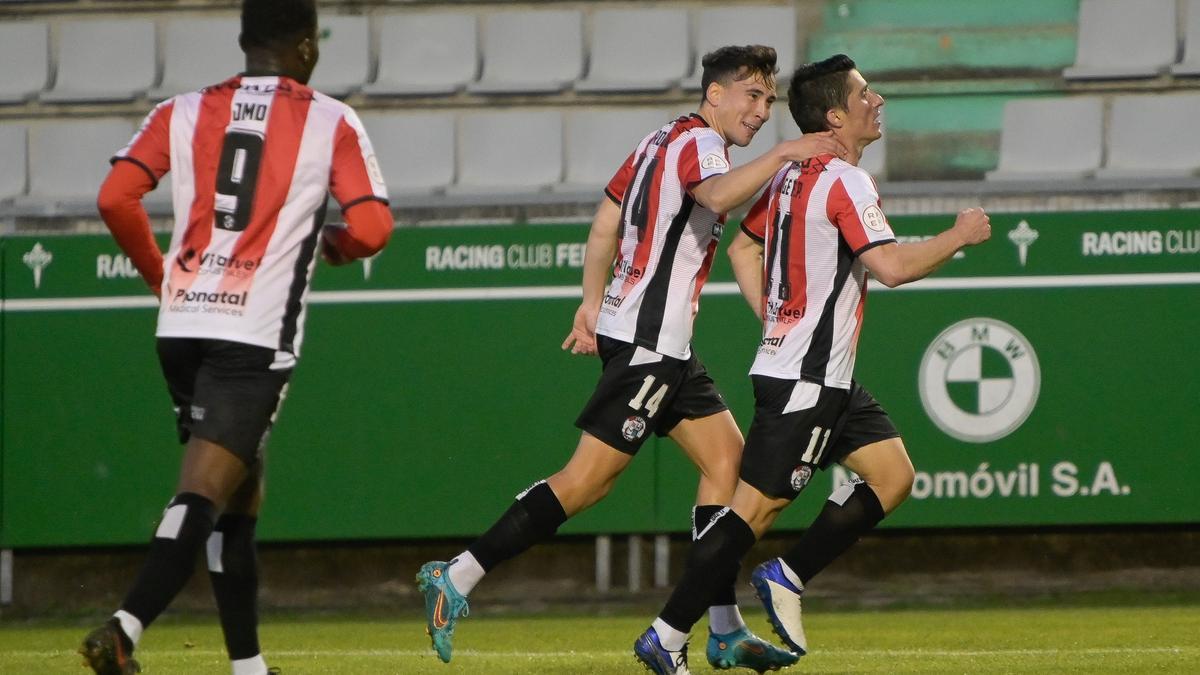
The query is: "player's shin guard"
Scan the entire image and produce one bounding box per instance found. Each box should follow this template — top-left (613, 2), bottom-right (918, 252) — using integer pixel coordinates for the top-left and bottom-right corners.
top-left (121, 492), bottom-right (218, 629)
top-left (467, 480), bottom-right (567, 571)
top-left (659, 509), bottom-right (756, 634)
top-left (782, 479), bottom-right (884, 584)
top-left (208, 514), bottom-right (261, 661)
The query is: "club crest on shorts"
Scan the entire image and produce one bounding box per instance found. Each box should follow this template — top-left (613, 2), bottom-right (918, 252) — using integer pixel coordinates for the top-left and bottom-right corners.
top-left (789, 464), bottom-right (813, 492)
top-left (622, 415), bottom-right (647, 442)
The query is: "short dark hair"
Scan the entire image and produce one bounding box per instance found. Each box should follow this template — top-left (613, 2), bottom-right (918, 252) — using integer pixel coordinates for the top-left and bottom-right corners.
top-left (240, 0), bottom-right (317, 51)
top-left (700, 45), bottom-right (778, 100)
top-left (787, 54), bottom-right (857, 134)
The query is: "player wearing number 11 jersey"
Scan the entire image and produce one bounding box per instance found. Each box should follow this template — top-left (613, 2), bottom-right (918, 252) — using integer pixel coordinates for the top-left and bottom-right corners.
top-left (417, 46), bottom-right (848, 670)
top-left (81, 2), bottom-right (392, 674)
top-left (637, 54), bottom-right (991, 672)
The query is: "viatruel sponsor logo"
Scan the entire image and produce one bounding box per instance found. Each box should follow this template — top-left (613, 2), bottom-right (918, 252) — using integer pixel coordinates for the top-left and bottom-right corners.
top-left (918, 318), bottom-right (1040, 443)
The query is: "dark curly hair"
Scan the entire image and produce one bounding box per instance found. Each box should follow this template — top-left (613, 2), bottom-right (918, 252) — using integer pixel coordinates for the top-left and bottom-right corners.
top-left (787, 54), bottom-right (857, 133)
top-left (699, 44), bottom-right (778, 103)
top-left (240, 0), bottom-right (317, 51)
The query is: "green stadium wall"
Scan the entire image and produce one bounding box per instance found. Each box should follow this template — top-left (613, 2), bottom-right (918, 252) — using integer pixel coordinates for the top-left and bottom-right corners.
top-left (2, 211), bottom-right (1198, 548)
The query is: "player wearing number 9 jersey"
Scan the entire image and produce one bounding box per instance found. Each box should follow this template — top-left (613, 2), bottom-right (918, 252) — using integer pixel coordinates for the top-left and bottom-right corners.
top-left (415, 45), bottom-right (849, 670)
top-left (81, 2), bottom-right (392, 675)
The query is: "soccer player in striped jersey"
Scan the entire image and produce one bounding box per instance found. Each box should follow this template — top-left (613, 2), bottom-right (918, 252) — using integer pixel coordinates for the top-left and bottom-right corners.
top-left (418, 46), bottom-right (846, 670)
top-left (80, 2), bottom-right (392, 674)
top-left (633, 54), bottom-right (991, 673)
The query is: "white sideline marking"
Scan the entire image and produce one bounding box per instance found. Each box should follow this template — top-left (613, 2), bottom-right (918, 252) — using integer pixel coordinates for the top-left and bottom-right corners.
top-left (3, 273), bottom-right (1199, 312)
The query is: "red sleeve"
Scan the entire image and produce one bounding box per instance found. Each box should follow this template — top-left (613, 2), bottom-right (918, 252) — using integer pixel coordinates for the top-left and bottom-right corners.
top-left (330, 114), bottom-right (389, 210)
top-left (97, 161), bottom-right (163, 292)
top-left (114, 100), bottom-right (174, 185)
top-left (604, 151), bottom-right (636, 205)
top-left (330, 200), bottom-right (393, 259)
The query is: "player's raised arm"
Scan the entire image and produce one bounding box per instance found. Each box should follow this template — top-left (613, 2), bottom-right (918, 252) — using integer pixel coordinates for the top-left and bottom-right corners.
top-left (690, 132), bottom-right (846, 214)
top-left (562, 197), bottom-right (621, 355)
top-left (859, 207), bottom-right (991, 288)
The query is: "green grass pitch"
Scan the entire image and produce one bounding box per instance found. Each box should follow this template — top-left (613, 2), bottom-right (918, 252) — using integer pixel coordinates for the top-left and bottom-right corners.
top-left (5, 602), bottom-right (1198, 673)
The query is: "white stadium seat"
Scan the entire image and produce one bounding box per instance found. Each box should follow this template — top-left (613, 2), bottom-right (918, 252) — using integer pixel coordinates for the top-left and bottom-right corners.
top-left (0, 124), bottom-right (27, 202)
top-left (307, 15), bottom-right (369, 97)
top-left (150, 17), bottom-right (242, 99)
top-left (365, 13), bottom-right (477, 96)
top-left (42, 19), bottom-right (157, 102)
top-left (19, 119), bottom-right (134, 208)
top-left (683, 6), bottom-right (797, 90)
top-left (576, 9), bottom-right (690, 92)
top-left (986, 97), bottom-right (1103, 181)
top-left (1097, 93), bottom-right (1200, 179)
top-left (1172, 0), bottom-right (1200, 76)
top-left (469, 10), bottom-right (582, 94)
top-left (358, 111), bottom-right (456, 196)
top-left (558, 108), bottom-right (674, 192)
top-left (1064, 0), bottom-right (1176, 80)
top-left (451, 110), bottom-right (562, 193)
top-left (0, 22), bottom-right (49, 103)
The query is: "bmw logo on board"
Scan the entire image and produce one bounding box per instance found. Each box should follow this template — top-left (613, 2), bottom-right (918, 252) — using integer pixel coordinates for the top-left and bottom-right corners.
top-left (918, 318), bottom-right (1040, 443)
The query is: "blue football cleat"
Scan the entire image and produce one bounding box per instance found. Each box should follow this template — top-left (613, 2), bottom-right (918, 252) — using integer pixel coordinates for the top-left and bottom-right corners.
top-left (634, 626), bottom-right (691, 674)
top-left (750, 559), bottom-right (808, 656)
top-left (416, 561), bottom-right (470, 663)
top-left (707, 626), bottom-right (800, 672)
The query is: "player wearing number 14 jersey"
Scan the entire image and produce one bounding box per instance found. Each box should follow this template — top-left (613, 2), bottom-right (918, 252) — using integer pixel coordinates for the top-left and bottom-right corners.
top-left (81, 2), bottom-right (392, 674)
top-left (417, 46), bottom-right (848, 670)
top-left (636, 54), bottom-right (991, 673)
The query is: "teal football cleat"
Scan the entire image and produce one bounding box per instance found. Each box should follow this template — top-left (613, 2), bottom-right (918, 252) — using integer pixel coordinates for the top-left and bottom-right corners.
top-left (416, 560), bottom-right (470, 663)
top-left (750, 559), bottom-right (808, 656)
top-left (634, 627), bottom-right (692, 674)
top-left (706, 626), bottom-right (800, 672)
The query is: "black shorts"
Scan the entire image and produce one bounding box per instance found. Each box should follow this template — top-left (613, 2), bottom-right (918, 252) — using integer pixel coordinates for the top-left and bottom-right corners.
top-left (740, 376), bottom-right (900, 499)
top-left (575, 335), bottom-right (728, 455)
top-left (157, 337), bottom-right (293, 466)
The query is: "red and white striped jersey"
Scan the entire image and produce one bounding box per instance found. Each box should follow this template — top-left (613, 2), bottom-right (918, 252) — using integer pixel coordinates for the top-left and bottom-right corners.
top-left (742, 154), bottom-right (895, 388)
top-left (114, 75), bottom-right (388, 358)
top-left (598, 114), bottom-right (731, 360)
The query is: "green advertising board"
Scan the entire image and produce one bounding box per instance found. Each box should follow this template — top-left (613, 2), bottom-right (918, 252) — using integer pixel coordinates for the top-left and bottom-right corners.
top-left (2, 210), bottom-right (1198, 547)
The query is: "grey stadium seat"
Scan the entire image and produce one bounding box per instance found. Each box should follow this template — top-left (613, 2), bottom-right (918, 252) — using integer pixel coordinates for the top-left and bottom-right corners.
top-left (307, 15), bottom-right (369, 97)
top-left (18, 119), bottom-right (134, 209)
top-left (776, 112), bottom-right (886, 179)
top-left (557, 108), bottom-right (674, 193)
top-left (985, 97), bottom-right (1103, 181)
top-left (682, 6), bottom-right (797, 90)
top-left (358, 111), bottom-right (455, 197)
top-left (150, 17), bottom-right (242, 99)
top-left (42, 19), bottom-right (156, 102)
top-left (1063, 0), bottom-right (1176, 80)
top-left (1172, 0), bottom-right (1200, 76)
top-left (576, 9), bottom-right (690, 92)
top-left (0, 124), bottom-right (27, 202)
top-left (451, 110), bottom-right (562, 193)
top-left (0, 22), bottom-right (49, 103)
top-left (469, 10), bottom-right (582, 94)
top-left (1097, 93), bottom-right (1200, 179)
top-left (365, 13), bottom-right (477, 96)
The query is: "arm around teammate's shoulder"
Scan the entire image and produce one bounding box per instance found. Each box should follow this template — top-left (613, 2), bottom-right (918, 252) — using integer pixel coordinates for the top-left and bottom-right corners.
top-left (860, 207), bottom-right (991, 287)
top-left (690, 131), bottom-right (847, 214)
